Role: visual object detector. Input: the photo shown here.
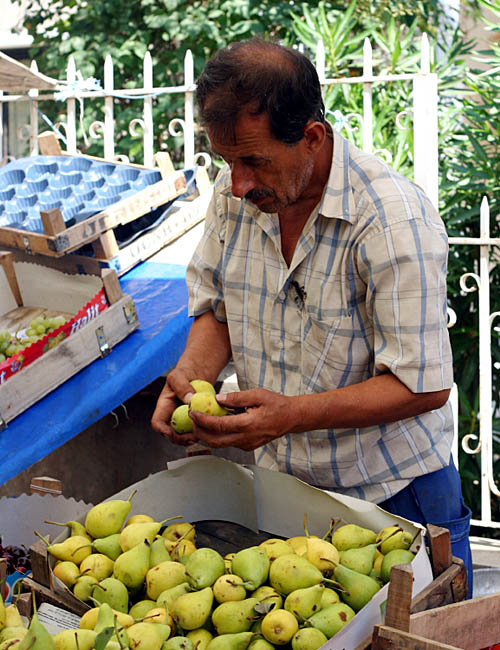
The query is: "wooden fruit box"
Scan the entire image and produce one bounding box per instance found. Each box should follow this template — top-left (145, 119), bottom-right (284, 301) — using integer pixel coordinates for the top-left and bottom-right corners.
top-left (372, 562), bottom-right (499, 650)
top-left (0, 139), bottom-right (188, 258)
top-left (0, 252), bottom-right (139, 426)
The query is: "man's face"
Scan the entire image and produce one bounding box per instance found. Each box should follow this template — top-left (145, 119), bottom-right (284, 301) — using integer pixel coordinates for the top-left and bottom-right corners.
top-left (208, 111), bottom-right (314, 213)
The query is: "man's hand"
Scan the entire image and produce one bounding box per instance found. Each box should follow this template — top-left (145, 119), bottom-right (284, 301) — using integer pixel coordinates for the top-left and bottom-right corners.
top-left (188, 388), bottom-right (295, 451)
top-left (151, 368), bottom-right (200, 446)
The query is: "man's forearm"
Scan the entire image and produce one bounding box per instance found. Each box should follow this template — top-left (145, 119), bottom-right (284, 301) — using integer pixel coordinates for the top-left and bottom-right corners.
top-left (176, 311), bottom-right (232, 385)
top-left (288, 373), bottom-right (451, 433)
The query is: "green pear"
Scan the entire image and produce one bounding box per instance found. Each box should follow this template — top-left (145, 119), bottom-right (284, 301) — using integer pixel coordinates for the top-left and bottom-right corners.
top-left (269, 554), bottom-right (327, 595)
top-left (0, 626), bottom-right (27, 644)
top-left (333, 564), bottom-right (381, 612)
top-left (206, 631), bottom-right (254, 650)
top-left (84, 490), bottom-right (136, 538)
top-left (231, 548), bottom-right (270, 590)
top-left (127, 622), bottom-right (170, 650)
top-left (119, 518), bottom-right (172, 552)
top-left (18, 599), bottom-right (55, 650)
top-left (171, 404), bottom-right (194, 434)
top-left (320, 587), bottom-right (340, 608)
top-left (291, 627), bottom-right (328, 650)
top-left (53, 628), bottom-right (97, 650)
top-left (284, 584), bottom-right (324, 619)
top-left (4, 605), bottom-right (23, 629)
top-left (113, 538), bottom-right (151, 590)
top-left (89, 533), bottom-right (123, 561)
top-left (258, 539), bottom-right (295, 562)
top-left (156, 582), bottom-right (191, 611)
top-left (380, 549), bottom-right (415, 583)
top-left (185, 547), bottom-right (225, 589)
top-left (146, 560), bottom-right (187, 600)
top-left (52, 560), bottom-right (81, 588)
top-left (73, 575), bottom-right (99, 602)
top-left (261, 608), bottom-right (298, 645)
top-left (163, 636), bottom-right (195, 650)
top-left (213, 574), bottom-right (247, 603)
top-left (79, 553), bottom-right (114, 581)
top-left (189, 392), bottom-right (227, 417)
top-left (307, 602), bottom-right (356, 637)
top-left (34, 531), bottom-right (91, 564)
top-left (44, 520), bottom-right (91, 540)
top-left (331, 524), bottom-right (377, 552)
top-left (248, 639), bottom-right (275, 650)
top-left (190, 379), bottom-right (216, 395)
top-left (305, 538), bottom-right (339, 576)
top-left (339, 543), bottom-right (378, 576)
top-left (211, 598), bottom-right (259, 635)
top-left (186, 628), bottom-right (214, 650)
top-left (128, 600), bottom-right (157, 619)
top-left (163, 522), bottom-right (196, 544)
top-left (376, 526), bottom-right (414, 555)
top-left (93, 576), bottom-right (129, 613)
top-left (150, 536), bottom-right (172, 568)
top-left (172, 586), bottom-right (214, 630)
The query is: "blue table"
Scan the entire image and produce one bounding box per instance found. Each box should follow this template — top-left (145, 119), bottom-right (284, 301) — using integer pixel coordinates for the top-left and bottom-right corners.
top-left (0, 260), bottom-right (193, 486)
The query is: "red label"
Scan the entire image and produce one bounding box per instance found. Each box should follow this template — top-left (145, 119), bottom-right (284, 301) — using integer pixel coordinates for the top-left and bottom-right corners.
top-left (0, 288), bottom-right (109, 385)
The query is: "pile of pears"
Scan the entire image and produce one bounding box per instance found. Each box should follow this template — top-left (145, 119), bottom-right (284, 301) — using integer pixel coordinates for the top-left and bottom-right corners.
top-left (170, 380), bottom-right (227, 434)
top-left (1, 492), bottom-right (417, 650)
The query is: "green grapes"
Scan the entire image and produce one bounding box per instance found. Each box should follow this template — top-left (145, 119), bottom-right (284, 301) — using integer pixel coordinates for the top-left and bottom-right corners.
top-left (0, 313), bottom-right (68, 363)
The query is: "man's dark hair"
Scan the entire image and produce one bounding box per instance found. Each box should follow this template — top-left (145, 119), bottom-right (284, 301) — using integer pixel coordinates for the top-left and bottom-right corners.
top-left (195, 38), bottom-right (325, 146)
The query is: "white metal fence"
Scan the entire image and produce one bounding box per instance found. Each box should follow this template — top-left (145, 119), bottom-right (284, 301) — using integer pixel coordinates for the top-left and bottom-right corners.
top-left (0, 36), bottom-right (498, 528)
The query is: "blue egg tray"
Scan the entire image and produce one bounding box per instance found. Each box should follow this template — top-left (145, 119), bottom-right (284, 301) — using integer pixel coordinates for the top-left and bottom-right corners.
top-left (0, 154), bottom-right (193, 256)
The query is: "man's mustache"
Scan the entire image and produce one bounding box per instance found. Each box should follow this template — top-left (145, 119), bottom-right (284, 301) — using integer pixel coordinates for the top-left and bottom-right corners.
top-left (245, 188), bottom-right (275, 202)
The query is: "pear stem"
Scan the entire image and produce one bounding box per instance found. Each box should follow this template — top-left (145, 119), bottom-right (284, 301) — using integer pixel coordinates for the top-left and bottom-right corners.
top-left (303, 513), bottom-right (310, 538)
top-left (33, 530), bottom-right (50, 547)
top-left (127, 490), bottom-right (137, 503)
top-left (43, 520), bottom-right (68, 527)
top-left (322, 517), bottom-right (339, 541)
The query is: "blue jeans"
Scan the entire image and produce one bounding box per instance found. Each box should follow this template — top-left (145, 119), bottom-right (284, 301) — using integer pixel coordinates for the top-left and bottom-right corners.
top-left (378, 459), bottom-right (473, 598)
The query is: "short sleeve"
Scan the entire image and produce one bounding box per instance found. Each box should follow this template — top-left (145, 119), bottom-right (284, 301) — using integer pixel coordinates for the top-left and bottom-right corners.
top-left (358, 217), bottom-right (454, 393)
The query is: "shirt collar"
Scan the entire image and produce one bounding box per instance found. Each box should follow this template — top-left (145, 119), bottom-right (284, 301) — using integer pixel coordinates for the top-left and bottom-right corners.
top-left (217, 120), bottom-right (356, 224)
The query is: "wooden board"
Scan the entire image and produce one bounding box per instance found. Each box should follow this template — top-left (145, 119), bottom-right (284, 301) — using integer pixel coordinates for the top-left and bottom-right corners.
top-left (0, 293), bottom-right (139, 426)
top-left (0, 171), bottom-right (187, 257)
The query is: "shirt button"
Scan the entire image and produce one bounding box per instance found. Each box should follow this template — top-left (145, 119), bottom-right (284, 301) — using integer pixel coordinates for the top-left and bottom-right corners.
top-left (278, 291), bottom-right (286, 301)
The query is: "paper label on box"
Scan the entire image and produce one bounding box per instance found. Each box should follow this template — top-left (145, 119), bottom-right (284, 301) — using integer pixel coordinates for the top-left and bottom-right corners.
top-left (38, 602), bottom-right (81, 634)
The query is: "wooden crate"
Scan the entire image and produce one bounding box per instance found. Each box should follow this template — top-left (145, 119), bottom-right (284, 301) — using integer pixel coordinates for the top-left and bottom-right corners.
top-left (0, 253), bottom-right (139, 426)
top-left (372, 563), bottom-right (499, 650)
top-left (0, 137), bottom-right (188, 258)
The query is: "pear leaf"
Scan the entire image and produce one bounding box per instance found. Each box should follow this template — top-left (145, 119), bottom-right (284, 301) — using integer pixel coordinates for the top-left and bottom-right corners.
top-left (94, 626), bottom-right (114, 650)
top-left (253, 601), bottom-right (275, 615)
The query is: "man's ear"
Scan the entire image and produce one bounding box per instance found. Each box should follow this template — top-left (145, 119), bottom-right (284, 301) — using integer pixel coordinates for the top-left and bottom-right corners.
top-left (303, 121), bottom-right (327, 153)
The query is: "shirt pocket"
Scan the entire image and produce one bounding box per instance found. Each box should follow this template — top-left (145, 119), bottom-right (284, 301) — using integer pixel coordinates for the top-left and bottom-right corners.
top-left (302, 313), bottom-right (373, 392)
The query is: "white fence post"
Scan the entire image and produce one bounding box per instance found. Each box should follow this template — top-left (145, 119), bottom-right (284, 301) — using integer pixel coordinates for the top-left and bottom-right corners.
top-left (66, 56), bottom-right (77, 154)
top-left (143, 52), bottom-right (154, 168)
top-left (104, 54), bottom-right (115, 161)
top-left (413, 34), bottom-right (438, 209)
top-left (29, 61), bottom-right (39, 156)
top-left (362, 38), bottom-right (373, 153)
top-left (184, 49), bottom-right (195, 169)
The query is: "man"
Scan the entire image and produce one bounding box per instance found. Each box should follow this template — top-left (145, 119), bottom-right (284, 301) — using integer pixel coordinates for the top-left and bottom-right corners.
top-left (152, 38), bottom-right (472, 593)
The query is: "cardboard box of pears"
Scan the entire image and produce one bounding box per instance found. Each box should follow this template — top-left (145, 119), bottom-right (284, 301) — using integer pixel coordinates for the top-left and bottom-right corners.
top-left (39, 457), bottom-right (433, 650)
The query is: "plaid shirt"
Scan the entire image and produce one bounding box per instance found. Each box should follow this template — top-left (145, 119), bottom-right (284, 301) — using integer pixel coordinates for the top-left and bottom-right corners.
top-left (187, 126), bottom-right (454, 503)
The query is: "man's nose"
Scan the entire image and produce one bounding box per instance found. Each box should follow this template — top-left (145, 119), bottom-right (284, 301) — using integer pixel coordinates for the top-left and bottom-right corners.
top-left (230, 162), bottom-right (255, 199)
